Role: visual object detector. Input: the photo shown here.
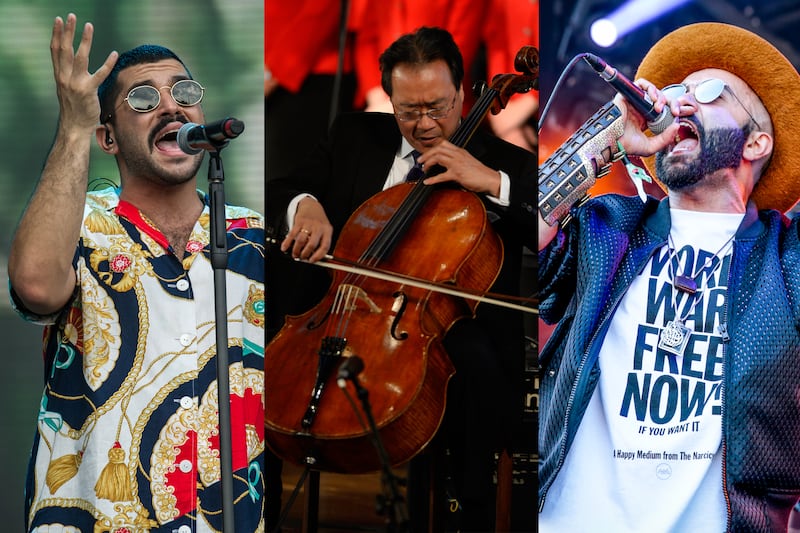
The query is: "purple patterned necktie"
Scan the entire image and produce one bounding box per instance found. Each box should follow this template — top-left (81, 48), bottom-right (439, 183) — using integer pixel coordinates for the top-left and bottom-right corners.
top-left (405, 150), bottom-right (425, 182)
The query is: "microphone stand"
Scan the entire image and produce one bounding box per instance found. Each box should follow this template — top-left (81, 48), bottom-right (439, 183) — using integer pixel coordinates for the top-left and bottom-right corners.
top-left (346, 375), bottom-right (409, 532)
top-left (329, 0), bottom-right (351, 127)
top-left (206, 143), bottom-right (235, 533)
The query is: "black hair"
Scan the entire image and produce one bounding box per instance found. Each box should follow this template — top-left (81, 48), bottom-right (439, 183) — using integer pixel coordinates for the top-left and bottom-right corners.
top-left (378, 26), bottom-right (464, 97)
top-left (98, 44), bottom-right (192, 123)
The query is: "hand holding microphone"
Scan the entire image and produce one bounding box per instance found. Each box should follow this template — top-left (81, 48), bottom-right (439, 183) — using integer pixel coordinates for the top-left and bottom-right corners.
top-left (583, 53), bottom-right (683, 160)
top-left (583, 53), bottom-right (675, 134)
top-left (539, 53), bottom-right (680, 227)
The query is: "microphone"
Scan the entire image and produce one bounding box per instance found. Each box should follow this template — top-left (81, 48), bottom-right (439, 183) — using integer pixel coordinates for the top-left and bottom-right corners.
top-left (177, 117), bottom-right (245, 154)
top-left (337, 355), bottom-right (365, 388)
top-left (583, 53), bottom-right (673, 134)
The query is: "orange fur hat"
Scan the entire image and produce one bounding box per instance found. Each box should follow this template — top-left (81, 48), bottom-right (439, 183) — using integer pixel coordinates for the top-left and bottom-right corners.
top-left (635, 22), bottom-right (800, 213)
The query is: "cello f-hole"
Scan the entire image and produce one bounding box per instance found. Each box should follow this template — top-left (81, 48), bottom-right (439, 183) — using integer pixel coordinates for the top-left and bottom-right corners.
top-left (390, 291), bottom-right (409, 341)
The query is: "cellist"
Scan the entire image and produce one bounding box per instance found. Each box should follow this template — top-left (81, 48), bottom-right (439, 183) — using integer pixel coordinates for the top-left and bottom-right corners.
top-left (266, 26), bottom-right (536, 531)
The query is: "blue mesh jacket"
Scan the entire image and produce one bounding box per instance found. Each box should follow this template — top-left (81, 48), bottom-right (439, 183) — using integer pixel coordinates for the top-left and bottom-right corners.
top-left (538, 194), bottom-right (800, 532)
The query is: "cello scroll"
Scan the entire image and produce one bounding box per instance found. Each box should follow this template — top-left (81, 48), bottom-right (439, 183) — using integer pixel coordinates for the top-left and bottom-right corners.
top-left (485, 45), bottom-right (539, 116)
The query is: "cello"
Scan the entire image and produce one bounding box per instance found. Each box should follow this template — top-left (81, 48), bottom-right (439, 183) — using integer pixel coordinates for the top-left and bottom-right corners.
top-left (265, 46), bottom-right (538, 474)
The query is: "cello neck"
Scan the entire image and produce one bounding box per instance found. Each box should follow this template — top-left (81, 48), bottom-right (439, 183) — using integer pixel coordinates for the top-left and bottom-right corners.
top-left (360, 50), bottom-right (540, 263)
top-left (448, 84), bottom-right (501, 149)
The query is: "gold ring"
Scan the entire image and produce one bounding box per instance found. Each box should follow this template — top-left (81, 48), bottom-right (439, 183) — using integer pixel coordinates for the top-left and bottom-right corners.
top-left (300, 228), bottom-right (311, 234)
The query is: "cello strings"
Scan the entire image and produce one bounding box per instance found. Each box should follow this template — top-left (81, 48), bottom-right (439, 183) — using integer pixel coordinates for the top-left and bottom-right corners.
top-left (325, 86), bottom-right (503, 339)
top-left (359, 87), bottom-right (497, 265)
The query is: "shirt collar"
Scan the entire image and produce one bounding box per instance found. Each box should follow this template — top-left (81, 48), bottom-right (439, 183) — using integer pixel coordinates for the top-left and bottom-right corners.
top-left (399, 137), bottom-right (416, 160)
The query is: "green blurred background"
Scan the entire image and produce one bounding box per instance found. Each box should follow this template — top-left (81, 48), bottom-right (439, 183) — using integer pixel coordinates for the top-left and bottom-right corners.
top-left (0, 1), bottom-right (263, 530)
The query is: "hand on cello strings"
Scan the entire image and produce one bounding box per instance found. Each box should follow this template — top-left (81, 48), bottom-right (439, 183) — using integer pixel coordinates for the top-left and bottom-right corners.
top-left (280, 196), bottom-right (333, 262)
top-left (416, 140), bottom-right (503, 197)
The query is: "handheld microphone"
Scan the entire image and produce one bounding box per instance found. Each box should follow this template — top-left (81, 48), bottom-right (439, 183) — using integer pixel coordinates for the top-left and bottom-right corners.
top-left (336, 355), bottom-right (365, 388)
top-left (177, 117), bottom-right (245, 154)
top-left (583, 53), bottom-right (673, 134)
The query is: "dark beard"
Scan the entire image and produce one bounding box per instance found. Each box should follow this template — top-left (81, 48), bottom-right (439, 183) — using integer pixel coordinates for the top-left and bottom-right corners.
top-left (122, 149), bottom-right (202, 187)
top-left (655, 119), bottom-right (750, 191)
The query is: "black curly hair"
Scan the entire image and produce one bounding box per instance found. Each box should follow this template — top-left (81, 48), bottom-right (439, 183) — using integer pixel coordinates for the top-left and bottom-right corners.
top-left (378, 26), bottom-right (463, 97)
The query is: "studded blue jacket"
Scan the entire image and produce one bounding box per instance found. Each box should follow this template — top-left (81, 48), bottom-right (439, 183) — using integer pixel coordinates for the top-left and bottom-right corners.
top-left (538, 194), bottom-right (800, 532)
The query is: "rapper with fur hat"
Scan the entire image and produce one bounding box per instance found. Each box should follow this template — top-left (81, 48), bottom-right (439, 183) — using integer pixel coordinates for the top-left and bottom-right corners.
top-left (635, 22), bottom-right (800, 213)
top-left (538, 20), bottom-right (800, 533)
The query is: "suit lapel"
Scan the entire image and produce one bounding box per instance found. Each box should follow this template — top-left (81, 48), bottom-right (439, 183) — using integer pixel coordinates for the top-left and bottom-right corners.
top-left (350, 114), bottom-right (403, 207)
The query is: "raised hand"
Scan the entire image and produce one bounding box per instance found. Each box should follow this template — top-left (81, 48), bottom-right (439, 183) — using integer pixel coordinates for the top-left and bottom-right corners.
top-left (50, 13), bottom-right (118, 132)
top-left (8, 14), bottom-right (119, 315)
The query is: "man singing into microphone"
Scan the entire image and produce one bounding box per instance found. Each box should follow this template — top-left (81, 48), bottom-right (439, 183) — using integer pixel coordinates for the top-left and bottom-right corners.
top-left (538, 22), bottom-right (800, 532)
top-left (8, 14), bottom-right (265, 532)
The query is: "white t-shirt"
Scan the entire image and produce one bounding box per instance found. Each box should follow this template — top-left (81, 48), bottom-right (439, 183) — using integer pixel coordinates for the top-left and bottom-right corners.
top-left (540, 208), bottom-right (743, 533)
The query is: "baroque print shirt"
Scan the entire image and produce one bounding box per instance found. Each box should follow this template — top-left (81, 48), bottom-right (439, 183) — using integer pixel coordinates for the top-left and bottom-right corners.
top-left (14, 188), bottom-right (265, 533)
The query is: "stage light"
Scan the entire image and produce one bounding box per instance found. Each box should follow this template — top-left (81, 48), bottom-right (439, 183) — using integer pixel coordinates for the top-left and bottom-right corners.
top-left (589, 0), bottom-right (692, 47)
top-left (590, 18), bottom-right (618, 47)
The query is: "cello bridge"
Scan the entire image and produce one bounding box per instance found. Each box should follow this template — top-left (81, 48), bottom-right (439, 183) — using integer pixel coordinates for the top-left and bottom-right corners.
top-left (334, 284), bottom-right (382, 313)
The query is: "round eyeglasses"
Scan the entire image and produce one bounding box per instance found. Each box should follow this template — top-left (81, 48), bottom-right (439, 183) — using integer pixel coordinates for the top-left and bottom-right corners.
top-left (123, 79), bottom-right (204, 113)
top-left (661, 78), bottom-right (762, 130)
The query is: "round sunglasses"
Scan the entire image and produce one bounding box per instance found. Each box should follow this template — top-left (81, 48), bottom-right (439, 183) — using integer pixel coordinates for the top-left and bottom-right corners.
top-left (123, 79), bottom-right (204, 113)
top-left (660, 78), bottom-right (761, 130)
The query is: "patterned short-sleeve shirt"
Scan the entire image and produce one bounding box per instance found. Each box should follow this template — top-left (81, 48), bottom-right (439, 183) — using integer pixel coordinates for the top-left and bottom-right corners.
top-left (15, 188), bottom-right (265, 533)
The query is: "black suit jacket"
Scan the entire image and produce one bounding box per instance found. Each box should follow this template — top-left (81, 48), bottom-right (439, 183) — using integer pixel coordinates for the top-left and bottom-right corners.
top-left (266, 111), bottom-right (535, 445)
